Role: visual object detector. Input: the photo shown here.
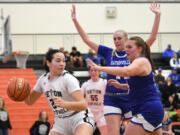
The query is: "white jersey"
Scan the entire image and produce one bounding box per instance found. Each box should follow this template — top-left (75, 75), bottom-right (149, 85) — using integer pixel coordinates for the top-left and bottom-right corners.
top-left (81, 78), bottom-right (107, 113)
top-left (34, 70), bottom-right (81, 118)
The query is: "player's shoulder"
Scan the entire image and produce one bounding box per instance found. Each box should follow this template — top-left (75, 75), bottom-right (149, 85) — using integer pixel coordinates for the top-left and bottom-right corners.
top-left (61, 70), bottom-right (75, 78)
top-left (133, 56), bottom-right (149, 65)
top-left (38, 72), bottom-right (48, 80)
top-left (99, 77), bottom-right (107, 84)
top-left (59, 70), bottom-right (78, 82)
top-left (81, 79), bottom-right (90, 86)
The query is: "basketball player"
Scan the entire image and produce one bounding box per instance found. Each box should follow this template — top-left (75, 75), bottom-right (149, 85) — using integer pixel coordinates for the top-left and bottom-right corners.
top-left (71, 1), bottom-right (161, 135)
top-left (25, 49), bottom-right (94, 135)
top-left (87, 36), bottom-right (164, 135)
top-left (81, 67), bottom-right (108, 135)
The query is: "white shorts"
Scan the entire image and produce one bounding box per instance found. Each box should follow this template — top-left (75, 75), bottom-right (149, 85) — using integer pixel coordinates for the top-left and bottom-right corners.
top-left (104, 105), bottom-right (132, 119)
top-left (131, 114), bottom-right (162, 133)
top-left (93, 112), bottom-right (106, 127)
top-left (51, 109), bottom-right (95, 135)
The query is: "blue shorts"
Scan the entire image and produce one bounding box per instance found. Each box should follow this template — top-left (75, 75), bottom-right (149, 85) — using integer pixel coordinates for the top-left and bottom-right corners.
top-left (104, 95), bottom-right (132, 119)
top-left (131, 100), bottom-right (164, 133)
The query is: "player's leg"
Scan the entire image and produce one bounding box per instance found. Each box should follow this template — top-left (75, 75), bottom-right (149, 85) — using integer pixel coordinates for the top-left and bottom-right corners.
top-left (49, 117), bottom-right (68, 135)
top-left (98, 125), bottom-right (108, 135)
top-left (74, 123), bottom-right (93, 135)
top-left (124, 122), bottom-right (150, 135)
top-left (95, 114), bottom-right (108, 135)
top-left (105, 114), bottom-right (122, 135)
top-left (72, 109), bottom-right (94, 135)
top-left (150, 128), bottom-right (162, 135)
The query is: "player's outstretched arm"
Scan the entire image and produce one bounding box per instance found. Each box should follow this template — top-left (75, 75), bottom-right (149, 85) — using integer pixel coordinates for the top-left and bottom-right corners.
top-left (53, 90), bottom-right (87, 111)
top-left (24, 90), bottom-right (42, 105)
top-left (86, 58), bottom-right (147, 77)
top-left (146, 0), bottom-right (161, 46)
top-left (71, 5), bottom-right (99, 52)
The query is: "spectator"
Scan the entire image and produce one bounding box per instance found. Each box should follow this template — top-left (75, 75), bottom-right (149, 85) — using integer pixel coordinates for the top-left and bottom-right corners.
top-left (64, 51), bottom-right (70, 64)
top-left (64, 51), bottom-right (73, 74)
top-left (84, 49), bottom-right (94, 67)
top-left (171, 112), bottom-right (180, 135)
top-left (92, 53), bottom-right (101, 65)
top-left (170, 53), bottom-right (180, 73)
top-left (0, 96), bottom-right (12, 135)
top-left (169, 68), bottom-right (180, 88)
top-left (162, 44), bottom-right (175, 64)
top-left (162, 111), bottom-right (174, 135)
top-left (59, 47), bottom-right (64, 53)
top-left (84, 49), bottom-right (94, 61)
top-left (70, 46), bottom-right (83, 67)
top-left (171, 93), bottom-right (180, 110)
top-left (30, 110), bottom-right (50, 135)
top-left (178, 50), bottom-right (180, 57)
top-left (154, 68), bottom-right (165, 89)
top-left (160, 77), bottom-right (177, 110)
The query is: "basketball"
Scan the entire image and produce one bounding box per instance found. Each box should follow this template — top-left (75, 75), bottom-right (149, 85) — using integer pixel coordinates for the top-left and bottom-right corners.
top-left (7, 77), bottom-right (31, 102)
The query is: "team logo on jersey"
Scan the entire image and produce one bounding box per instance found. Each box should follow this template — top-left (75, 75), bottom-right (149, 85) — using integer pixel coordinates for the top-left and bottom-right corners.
top-left (110, 60), bottom-right (131, 66)
top-left (45, 89), bottom-right (62, 97)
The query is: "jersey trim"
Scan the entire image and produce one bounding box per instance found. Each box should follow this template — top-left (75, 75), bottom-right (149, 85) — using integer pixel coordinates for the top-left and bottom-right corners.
top-left (83, 110), bottom-right (94, 128)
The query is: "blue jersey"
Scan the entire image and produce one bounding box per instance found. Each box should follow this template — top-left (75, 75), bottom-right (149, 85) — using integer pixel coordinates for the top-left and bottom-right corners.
top-left (98, 45), bottom-right (130, 101)
top-left (127, 70), bottom-right (164, 128)
top-left (127, 71), bottom-right (161, 108)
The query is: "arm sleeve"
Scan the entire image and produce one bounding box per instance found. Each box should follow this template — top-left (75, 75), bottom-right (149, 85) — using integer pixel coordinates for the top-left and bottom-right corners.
top-left (98, 45), bottom-right (113, 60)
top-left (33, 75), bottom-right (44, 93)
top-left (64, 74), bottom-right (81, 94)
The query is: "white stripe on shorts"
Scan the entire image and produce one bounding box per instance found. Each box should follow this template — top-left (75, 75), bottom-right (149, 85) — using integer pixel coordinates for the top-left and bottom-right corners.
top-left (104, 105), bottom-right (122, 115)
top-left (131, 114), bottom-right (162, 133)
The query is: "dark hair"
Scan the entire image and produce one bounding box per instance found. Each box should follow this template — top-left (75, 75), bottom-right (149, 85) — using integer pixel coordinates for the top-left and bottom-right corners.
top-left (44, 49), bottom-right (62, 72)
top-left (72, 46), bottom-right (77, 51)
top-left (0, 96), bottom-right (8, 112)
top-left (129, 36), bottom-right (155, 73)
top-left (39, 110), bottom-right (48, 122)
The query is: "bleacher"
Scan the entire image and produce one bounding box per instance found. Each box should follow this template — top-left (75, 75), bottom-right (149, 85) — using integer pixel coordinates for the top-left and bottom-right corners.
top-left (0, 53), bottom-right (171, 84)
top-left (0, 53), bottom-right (170, 69)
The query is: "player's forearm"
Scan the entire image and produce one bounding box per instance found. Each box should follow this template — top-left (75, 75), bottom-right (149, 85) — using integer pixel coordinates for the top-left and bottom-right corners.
top-left (72, 19), bottom-right (98, 52)
top-left (72, 19), bottom-right (88, 41)
top-left (117, 84), bottom-right (129, 90)
top-left (24, 91), bottom-right (41, 105)
top-left (147, 13), bottom-right (161, 46)
top-left (61, 100), bottom-right (87, 111)
top-left (99, 66), bottom-right (129, 77)
top-left (24, 95), bottom-right (35, 105)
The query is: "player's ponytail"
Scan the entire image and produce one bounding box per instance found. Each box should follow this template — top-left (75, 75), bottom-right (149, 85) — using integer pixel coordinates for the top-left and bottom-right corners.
top-left (144, 42), bottom-right (156, 73)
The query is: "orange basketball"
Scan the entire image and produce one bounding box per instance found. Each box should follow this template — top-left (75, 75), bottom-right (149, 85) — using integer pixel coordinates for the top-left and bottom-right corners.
top-left (7, 77), bottom-right (31, 102)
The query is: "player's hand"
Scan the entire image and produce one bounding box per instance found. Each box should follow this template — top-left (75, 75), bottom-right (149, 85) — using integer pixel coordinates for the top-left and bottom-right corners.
top-left (150, 0), bottom-right (161, 15)
top-left (108, 79), bottom-right (121, 88)
top-left (53, 97), bottom-right (64, 108)
top-left (71, 5), bottom-right (76, 20)
top-left (86, 59), bottom-right (101, 71)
